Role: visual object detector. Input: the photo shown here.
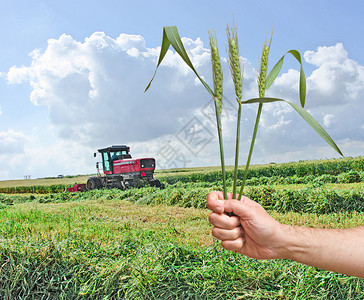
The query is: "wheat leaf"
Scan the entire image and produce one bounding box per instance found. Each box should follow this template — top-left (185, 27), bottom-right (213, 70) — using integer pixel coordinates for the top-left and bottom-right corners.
top-left (243, 97), bottom-right (343, 156)
top-left (265, 50), bottom-right (306, 108)
top-left (265, 56), bottom-right (284, 91)
top-left (145, 29), bottom-right (171, 92)
top-left (145, 26), bottom-right (214, 97)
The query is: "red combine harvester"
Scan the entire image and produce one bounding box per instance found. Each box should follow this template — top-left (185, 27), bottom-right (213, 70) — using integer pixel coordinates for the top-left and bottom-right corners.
top-left (85, 145), bottom-right (161, 191)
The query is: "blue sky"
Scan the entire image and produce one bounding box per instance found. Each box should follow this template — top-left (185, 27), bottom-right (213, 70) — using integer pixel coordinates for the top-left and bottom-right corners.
top-left (1, 0), bottom-right (364, 180)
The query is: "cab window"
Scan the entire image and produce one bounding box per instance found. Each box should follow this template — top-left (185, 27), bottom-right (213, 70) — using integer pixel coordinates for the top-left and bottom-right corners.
top-left (102, 152), bottom-right (111, 171)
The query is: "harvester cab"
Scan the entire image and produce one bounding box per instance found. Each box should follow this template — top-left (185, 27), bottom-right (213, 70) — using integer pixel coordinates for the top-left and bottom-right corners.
top-left (96, 145), bottom-right (132, 174)
top-left (86, 145), bottom-right (161, 191)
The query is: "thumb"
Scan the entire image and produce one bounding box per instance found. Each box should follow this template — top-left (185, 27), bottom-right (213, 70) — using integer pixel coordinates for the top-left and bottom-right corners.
top-left (222, 197), bottom-right (254, 219)
top-left (207, 192), bottom-right (252, 216)
top-left (207, 191), bottom-right (226, 214)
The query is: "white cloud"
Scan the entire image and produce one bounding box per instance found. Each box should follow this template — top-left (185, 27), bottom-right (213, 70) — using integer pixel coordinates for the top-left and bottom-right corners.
top-left (0, 135), bottom-right (96, 180)
top-left (304, 43), bottom-right (364, 106)
top-left (6, 32), bottom-right (214, 149)
top-left (323, 114), bottom-right (334, 127)
top-left (0, 129), bottom-right (30, 155)
top-left (3, 33), bottom-right (364, 179)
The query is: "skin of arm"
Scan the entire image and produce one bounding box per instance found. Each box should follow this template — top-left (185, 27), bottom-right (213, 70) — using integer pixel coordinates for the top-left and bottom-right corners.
top-left (207, 191), bottom-right (364, 278)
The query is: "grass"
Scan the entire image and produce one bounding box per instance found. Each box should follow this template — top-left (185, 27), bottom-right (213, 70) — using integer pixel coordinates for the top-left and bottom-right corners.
top-left (273, 182), bottom-right (364, 191)
top-left (2, 156), bottom-right (362, 189)
top-left (1, 158), bottom-right (364, 298)
top-left (1, 198), bottom-right (363, 244)
top-left (3, 196), bottom-right (362, 245)
top-left (2, 180), bottom-right (364, 214)
top-left (0, 198), bottom-right (363, 299)
top-left (0, 175), bottom-right (91, 188)
top-left (0, 199), bottom-right (209, 246)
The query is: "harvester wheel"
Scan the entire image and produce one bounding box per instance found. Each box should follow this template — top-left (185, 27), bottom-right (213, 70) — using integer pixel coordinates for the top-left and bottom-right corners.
top-left (150, 179), bottom-right (161, 188)
top-left (87, 177), bottom-right (102, 191)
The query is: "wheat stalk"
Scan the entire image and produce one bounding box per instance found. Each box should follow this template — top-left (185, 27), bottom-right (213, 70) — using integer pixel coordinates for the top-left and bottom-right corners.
top-left (238, 33), bottom-right (273, 199)
top-left (209, 30), bottom-right (227, 199)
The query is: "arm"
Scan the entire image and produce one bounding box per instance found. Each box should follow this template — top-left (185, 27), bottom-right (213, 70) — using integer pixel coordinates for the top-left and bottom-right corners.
top-left (207, 191), bottom-right (364, 278)
top-left (281, 225), bottom-right (364, 277)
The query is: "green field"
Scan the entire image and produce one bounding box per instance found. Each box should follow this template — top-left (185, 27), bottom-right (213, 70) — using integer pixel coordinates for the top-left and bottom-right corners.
top-left (0, 157), bottom-right (363, 299)
top-left (0, 175), bottom-right (91, 188)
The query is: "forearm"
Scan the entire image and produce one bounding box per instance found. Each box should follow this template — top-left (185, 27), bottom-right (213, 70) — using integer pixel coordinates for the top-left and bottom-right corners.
top-left (279, 225), bottom-right (364, 278)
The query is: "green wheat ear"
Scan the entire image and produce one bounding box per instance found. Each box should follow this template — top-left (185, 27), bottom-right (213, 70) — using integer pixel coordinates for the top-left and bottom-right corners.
top-left (226, 24), bottom-right (243, 103)
top-left (209, 31), bottom-right (223, 113)
top-left (227, 23), bottom-right (244, 198)
top-left (258, 33), bottom-right (273, 98)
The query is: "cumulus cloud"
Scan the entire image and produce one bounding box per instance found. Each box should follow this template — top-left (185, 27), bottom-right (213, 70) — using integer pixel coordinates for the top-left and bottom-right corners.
top-left (323, 114), bottom-right (335, 128)
top-left (4, 33), bottom-right (364, 179)
top-left (0, 129), bottom-right (30, 155)
top-left (6, 32), bottom-right (217, 149)
top-left (305, 43), bottom-right (364, 106)
top-left (0, 136), bottom-right (96, 180)
top-left (0, 130), bottom-right (33, 179)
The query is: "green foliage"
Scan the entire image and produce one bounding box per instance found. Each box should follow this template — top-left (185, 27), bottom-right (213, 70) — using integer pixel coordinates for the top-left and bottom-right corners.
top-left (1, 232), bottom-right (363, 299)
top-left (0, 163), bottom-right (364, 299)
top-left (0, 158), bottom-right (363, 298)
top-left (246, 186), bottom-right (364, 214)
top-left (2, 181), bottom-right (362, 215)
top-left (245, 170), bottom-right (363, 186)
top-left (313, 174), bottom-right (338, 184)
top-left (337, 170), bottom-right (361, 183)
top-left (0, 184), bottom-right (69, 194)
top-left (157, 157), bottom-right (364, 185)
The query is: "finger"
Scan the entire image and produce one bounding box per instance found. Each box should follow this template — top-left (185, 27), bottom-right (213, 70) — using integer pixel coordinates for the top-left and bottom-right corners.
top-left (207, 191), bottom-right (225, 214)
top-left (209, 212), bottom-right (240, 229)
top-left (207, 191), bottom-right (236, 214)
top-left (223, 197), bottom-right (257, 218)
top-left (221, 237), bottom-right (245, 252)
top-left (212, 226), bottom-right (244, 241)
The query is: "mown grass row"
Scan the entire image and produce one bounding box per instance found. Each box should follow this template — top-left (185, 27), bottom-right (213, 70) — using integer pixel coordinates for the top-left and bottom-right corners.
top-left (0, 184), bottom-right (69, 194)
top-left (119, 184), bottom-right (364, 214)
top-left (0, 156), bottom-right (362, 194)
top-left (1, 169), bottom-right (363, 195)
top-left (158, 157), bottom-right (364, 184)
top-left (246, 170), bottom-right (364, 186)
top-left (2, 182), bottom-right (364, 215)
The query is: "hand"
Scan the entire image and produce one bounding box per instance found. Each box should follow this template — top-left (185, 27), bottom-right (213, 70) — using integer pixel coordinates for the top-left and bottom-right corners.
top-left (207, 191), bottom-right (286, 260)
top-left (208, 191), bottom-right (364, 277)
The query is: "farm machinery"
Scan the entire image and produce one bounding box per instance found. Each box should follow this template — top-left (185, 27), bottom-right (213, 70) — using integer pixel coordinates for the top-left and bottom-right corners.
top-left (68, 145), bottom-right (161, 192)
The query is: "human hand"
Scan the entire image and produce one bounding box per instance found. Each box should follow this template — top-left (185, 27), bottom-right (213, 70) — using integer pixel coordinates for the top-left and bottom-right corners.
top-left (207, 191), bottom-right (287, 260)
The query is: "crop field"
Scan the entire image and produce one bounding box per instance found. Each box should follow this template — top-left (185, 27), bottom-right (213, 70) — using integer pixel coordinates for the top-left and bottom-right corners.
top-left (0, 157), bottom-right (364, 299)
